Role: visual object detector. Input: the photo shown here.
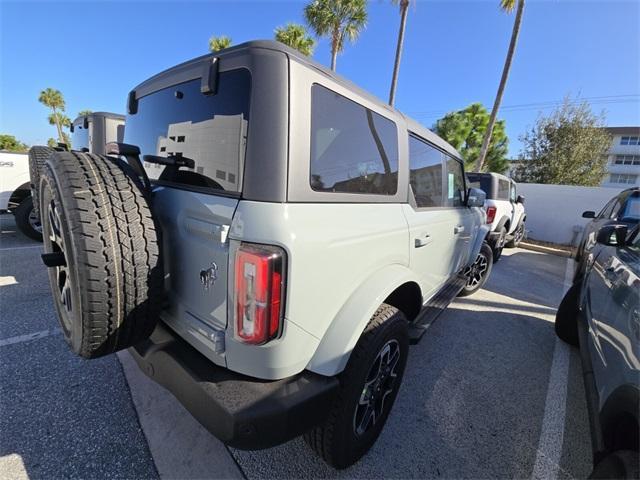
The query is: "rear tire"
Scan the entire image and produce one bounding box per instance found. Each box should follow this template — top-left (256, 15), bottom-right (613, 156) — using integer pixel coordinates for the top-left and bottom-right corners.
top-left (15, 196), bottom-right (43, 241)
top-left (40, 151), bottom-right (162, 358)
top-left (554, 283), bottom-right (580, 347)
top-left (304, 304), bottom-right (409, 469)
top-left (28, 145), bottom-right (55, 218)
top-left (506, 222), bottom-right (525, 248)
top-left (459, 242), bottom-right (493, 297)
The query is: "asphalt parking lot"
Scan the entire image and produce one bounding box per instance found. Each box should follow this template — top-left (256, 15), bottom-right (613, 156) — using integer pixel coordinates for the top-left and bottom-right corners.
top-left (0, 212), bottom-right (592, 479)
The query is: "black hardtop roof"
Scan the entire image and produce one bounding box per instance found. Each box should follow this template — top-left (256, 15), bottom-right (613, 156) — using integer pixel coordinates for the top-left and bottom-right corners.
top-left (129, 40), bottom-right (463, 162)
top-left (72, 111), bottom-right (125, 126)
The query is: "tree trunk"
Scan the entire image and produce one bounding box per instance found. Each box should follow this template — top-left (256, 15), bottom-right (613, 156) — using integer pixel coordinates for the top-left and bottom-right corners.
top-left (476, 0), bottom-right (525, 172)
top-left (330, 28), bottom-right (339, 71)
top-left (389, 0), bottom-right (409, 106)
top-left (52, 106), bottom-right (64, 144)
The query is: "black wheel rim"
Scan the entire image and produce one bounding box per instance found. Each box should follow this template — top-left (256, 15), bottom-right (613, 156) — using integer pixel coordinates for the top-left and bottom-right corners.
top-left (464, 251), bottom-right (489, 288)
top-left (45, 196), bottom-right (73, 332)
top-left (28, 207), bottom-right (42, 234)
top-left (353, 339), bottom-right (401, 437)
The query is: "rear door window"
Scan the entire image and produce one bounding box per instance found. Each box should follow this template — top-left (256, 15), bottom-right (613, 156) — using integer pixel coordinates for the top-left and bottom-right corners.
top-left (408, 135), bottom-right (443, 207)
top-left (497, 179), bottom-right (510, 200)
top-left (310, 85), bottom-right (398, 195)
top-left (445, 156), bottom-right (465, 207)
top-left (125, 68), bottom-right (251, 194)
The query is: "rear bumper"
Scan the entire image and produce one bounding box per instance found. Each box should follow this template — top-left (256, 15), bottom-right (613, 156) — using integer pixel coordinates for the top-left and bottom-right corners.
top-left (129, 322), bottom-right (339, 450)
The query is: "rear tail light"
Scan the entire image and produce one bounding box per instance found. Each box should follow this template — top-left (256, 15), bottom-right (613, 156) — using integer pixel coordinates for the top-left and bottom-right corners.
top-left (486, 206), bottom-right (497, 224)
top-left (232, 242), bottom-right (286, 345)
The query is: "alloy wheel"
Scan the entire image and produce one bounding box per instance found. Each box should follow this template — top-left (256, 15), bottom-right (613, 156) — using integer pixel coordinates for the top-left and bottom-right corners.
top-left (464, 252), bottom-right (489, 288)
top-left (353, 339), bottom-right (401, 437)
top-left (45, 197), bottom-right (73, 331)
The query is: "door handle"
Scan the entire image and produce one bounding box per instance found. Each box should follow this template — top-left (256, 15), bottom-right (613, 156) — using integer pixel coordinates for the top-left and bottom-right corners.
top-left (414, 234), bottom-right (432, 248)
top-left (454, 225), bottom-right (465, 234)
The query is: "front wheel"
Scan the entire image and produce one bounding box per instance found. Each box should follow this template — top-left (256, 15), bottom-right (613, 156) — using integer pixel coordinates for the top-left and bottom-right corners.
top-left (15, 196), bottom-right (43, 241)
top-left (304, 304), bottom-right (409, 469)
top-left (458, 242), bottom-right (493, 297)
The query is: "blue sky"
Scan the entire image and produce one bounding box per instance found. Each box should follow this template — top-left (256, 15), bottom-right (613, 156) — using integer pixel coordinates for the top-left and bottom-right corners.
top-left (1, 0), bottom-right (639, 156)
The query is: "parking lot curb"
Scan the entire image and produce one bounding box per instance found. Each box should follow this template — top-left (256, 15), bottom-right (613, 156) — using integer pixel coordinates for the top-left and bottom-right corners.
top-left (519, 242), bottom-right (573, 258)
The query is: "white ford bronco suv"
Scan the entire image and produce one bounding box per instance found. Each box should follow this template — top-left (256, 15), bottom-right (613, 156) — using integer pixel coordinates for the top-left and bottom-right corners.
top-left (467, 172), bottom-right (526, 261)
top-left (35, 41), bottom-right (491, 469)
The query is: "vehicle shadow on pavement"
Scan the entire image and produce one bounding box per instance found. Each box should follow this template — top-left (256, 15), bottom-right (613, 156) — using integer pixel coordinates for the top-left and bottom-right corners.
top-left (229, 304), bottom-right (591, 479)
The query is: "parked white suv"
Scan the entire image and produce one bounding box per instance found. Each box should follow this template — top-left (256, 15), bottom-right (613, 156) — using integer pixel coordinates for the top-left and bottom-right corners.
top-left (35, 41), bottom-right (492, 469)
top-left (0, 151), bottom-right (42, 240)
top-left (467, 172), bottom-right (526, 261)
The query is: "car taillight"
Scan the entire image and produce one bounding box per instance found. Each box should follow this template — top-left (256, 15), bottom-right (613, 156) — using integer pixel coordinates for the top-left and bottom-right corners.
top-left (486, 206), bottom-right (497, 224)
top-left (233, 242), bottom-right (286, 345)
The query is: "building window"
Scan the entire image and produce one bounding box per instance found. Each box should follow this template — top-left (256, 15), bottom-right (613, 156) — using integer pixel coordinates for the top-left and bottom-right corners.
top-left (614, 155), bottom-right (640, 165)
top-left (620, 136), bottom-right (639, 145)
top-left (216, 170), bottom-right (226, 180)
top-left (169, 136), bottom-right (176, 141)
top-left (160, 146), bottom-right (166, 152)
top-left (610, 173), bottom-right (638, 185)
top-left (177, 135), bottom-right (185, 143)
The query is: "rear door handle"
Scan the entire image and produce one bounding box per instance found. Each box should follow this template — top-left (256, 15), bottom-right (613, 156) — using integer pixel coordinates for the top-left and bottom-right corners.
top-left (414, 234), bottom-right (432, 248)
top-left (454, 225), bottom-right (465, 234)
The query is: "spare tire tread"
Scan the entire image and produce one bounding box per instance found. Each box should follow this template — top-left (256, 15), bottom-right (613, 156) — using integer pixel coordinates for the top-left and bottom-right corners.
top-left (41, 151), bottom-right (161, 358)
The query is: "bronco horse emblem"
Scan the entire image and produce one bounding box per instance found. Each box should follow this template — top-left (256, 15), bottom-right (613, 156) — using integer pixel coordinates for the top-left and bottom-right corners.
top-left (200, 262), bottom-right (218, 291)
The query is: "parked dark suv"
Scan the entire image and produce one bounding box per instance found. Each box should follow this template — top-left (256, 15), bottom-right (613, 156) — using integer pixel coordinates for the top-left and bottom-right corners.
top-left (555, 190), bottom-right (639, 478)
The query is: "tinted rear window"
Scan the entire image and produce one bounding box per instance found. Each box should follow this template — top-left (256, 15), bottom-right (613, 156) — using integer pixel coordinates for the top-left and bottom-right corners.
top-left (466, 173), bottom-right (493, 198)
top-left (125, 69), bottom-right (251, 194)
top-left (310, 84), bottom-right (398, 195)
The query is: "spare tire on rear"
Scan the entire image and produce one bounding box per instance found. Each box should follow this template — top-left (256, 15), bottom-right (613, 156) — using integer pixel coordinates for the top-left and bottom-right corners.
top-left (28, 145), bottom-right (56, 217)
top-left (40, 151), bottom-right (162, 358)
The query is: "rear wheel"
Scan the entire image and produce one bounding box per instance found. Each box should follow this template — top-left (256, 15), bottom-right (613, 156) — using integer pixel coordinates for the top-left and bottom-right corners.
top-left (459, 242), bottom-right (493, 297)
top-left (506, 222), bottom-right (525, 248)
top-left (304, 304), bottom-right (409, 469)
top-left (40, 151), bottom-right (162, 358)
top-left (15, 196), bottom-right (42, 241)
top-left (555, 283), bottom-right (580, 347)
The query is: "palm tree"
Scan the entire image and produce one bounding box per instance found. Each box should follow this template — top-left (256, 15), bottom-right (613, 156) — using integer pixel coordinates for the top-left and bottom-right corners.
top-left (38, 88), bottom-right (66, 143)
top-left (275, 23), bottom-right (316, 56)
top-left (209, 35), bottom-right (232, 52)
top-left (77, 110), bottom-right (92, 117)
top-left (304, 0), bottom-right (367, 71)
top-left (48, 112), bottom-right (71, 129)
top-left (476, 0), bottom-right (525, 172)
top-left (388, 0), bottom-right (410, 106)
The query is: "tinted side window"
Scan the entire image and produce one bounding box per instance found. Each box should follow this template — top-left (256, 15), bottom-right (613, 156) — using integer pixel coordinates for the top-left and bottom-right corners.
top-left (126, 69), bottom-right (251, 194)
top-left (598, 198), bottom-right (617, 219)
top-left (445, 156), bottom-right (465, 207)
top-left (310, 85), bottom-right (398, 195)
top-left (498, 179), bottom-right (510, 200)
top-left (622, 196), bottom-right (640, 221)
top-left (408, 135), bottom-right (443, 207)
top-left (466, 174), bottom-right (493, 199)
top-left (509, 183), bottom-right (517, 202)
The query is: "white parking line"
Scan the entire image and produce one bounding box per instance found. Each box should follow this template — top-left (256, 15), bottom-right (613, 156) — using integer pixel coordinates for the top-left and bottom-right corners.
top-left (0, 328), bottom-right (60, 348)
top-left (531, 258), bottom-right (574, 480)
top-left (0, 245), bottom-right (42, 252)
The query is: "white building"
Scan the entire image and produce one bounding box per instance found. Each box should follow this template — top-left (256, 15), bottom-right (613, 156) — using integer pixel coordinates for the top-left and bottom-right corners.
top-left (601, 126), bottom-right (640, 188)
top-left (145, 115), bottom-right (247, 191)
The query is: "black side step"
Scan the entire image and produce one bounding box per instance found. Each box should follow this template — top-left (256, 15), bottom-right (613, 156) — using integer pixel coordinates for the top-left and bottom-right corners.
top-left (409, 274), bottom-right (467, 344)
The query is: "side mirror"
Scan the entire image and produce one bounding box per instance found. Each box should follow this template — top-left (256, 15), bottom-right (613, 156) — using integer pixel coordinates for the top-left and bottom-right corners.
top-left (582, 210), bottom-right (596, 219)
top-left (596, 224), bottom-right (628, 246)
top-left (516, 194), bottom-right (525, 204)
top-left (466, 187), bottom-right (486, 208)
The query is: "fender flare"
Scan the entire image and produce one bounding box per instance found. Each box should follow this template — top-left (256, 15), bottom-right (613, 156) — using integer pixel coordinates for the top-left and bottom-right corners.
top-left (306, 264), bottom-right (422, 376)
top-left (467, 224), bottom-right (490, 267)
top-left (495, 215), bottom-right (510, 233)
